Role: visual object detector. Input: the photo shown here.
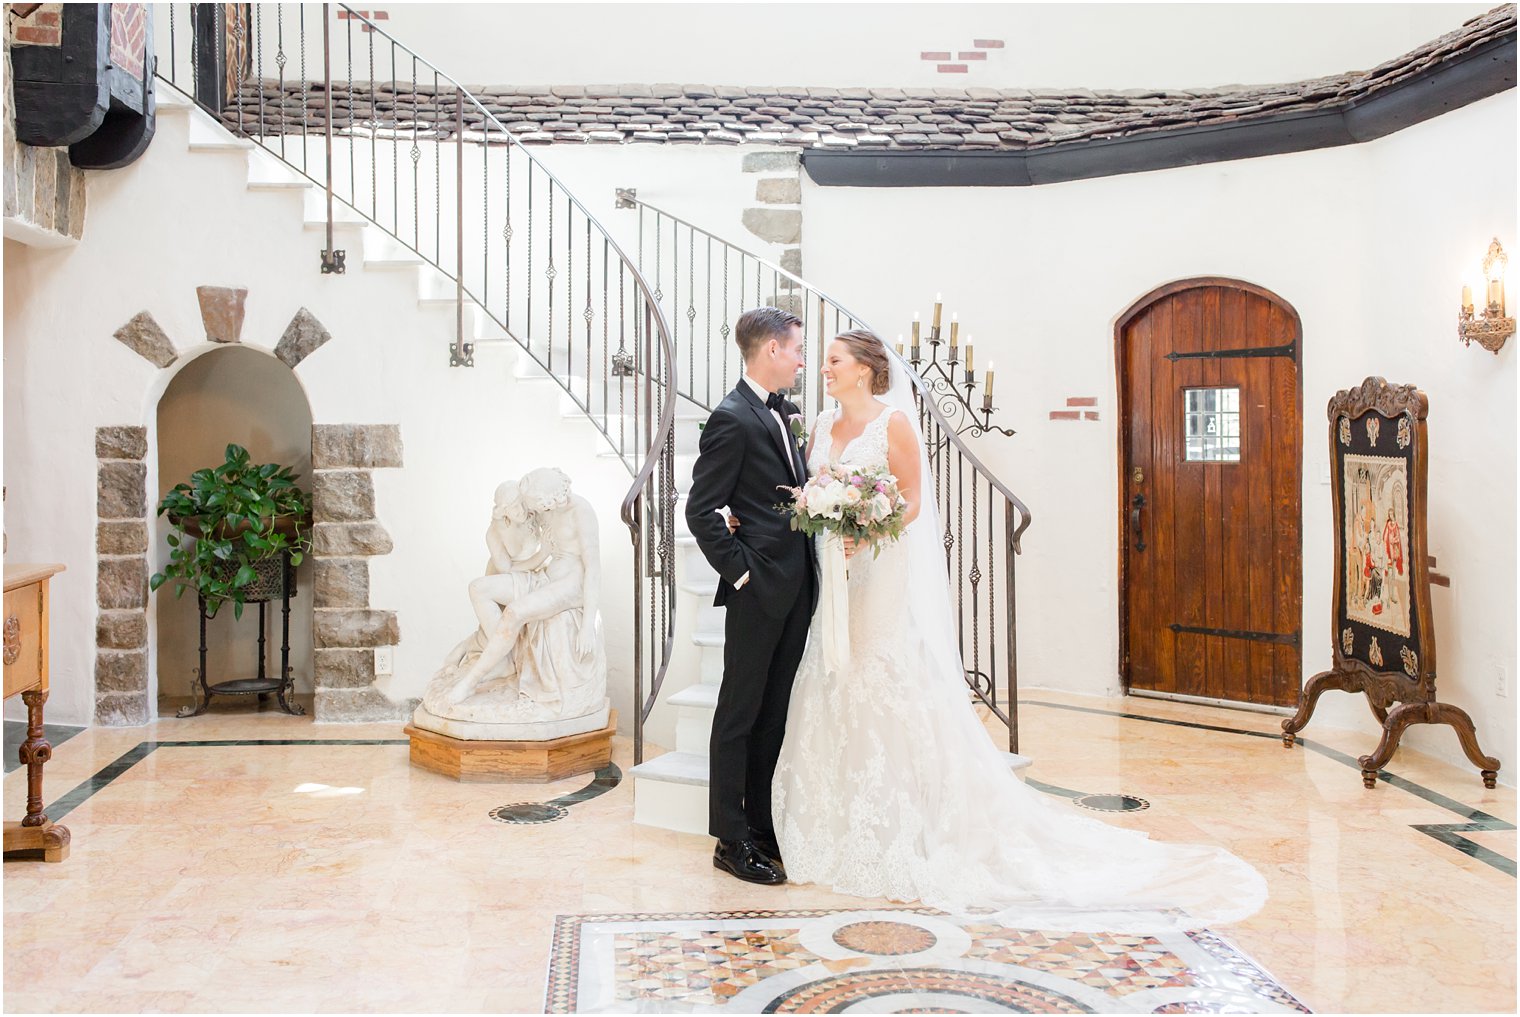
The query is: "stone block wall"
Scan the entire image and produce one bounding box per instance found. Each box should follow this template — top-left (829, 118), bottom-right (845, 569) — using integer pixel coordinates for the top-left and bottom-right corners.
top-left (742, 149), bottom-right (803, 294)
top-left (94, 426), bottom-right (151, 724)
top-left (310, 424), bottom-right (413, 722)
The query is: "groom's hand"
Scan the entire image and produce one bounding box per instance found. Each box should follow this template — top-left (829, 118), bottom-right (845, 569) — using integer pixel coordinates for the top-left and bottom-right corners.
top-left (727, 513), bottom-right (741, 533)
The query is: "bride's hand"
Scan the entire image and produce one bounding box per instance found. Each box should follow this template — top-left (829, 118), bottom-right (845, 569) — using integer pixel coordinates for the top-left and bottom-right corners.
top-left (842, 535), bottom-right (859, 559)
top-left (727, 513), bottom-right (741, 534)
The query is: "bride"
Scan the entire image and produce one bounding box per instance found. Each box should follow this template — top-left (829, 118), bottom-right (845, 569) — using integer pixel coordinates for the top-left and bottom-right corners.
top-left (770, 328), bottom-right (1267, 932)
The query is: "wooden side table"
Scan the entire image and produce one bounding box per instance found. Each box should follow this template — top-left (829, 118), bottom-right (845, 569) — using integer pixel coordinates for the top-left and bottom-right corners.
top-left (4, 563), bottom-right (70, 863)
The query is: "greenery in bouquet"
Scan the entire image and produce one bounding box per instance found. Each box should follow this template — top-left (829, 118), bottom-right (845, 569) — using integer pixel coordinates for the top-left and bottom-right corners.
top-left (777, 464), bottom-right (909, 558)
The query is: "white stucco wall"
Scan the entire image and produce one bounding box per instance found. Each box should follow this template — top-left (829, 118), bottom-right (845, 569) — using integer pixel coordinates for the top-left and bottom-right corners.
top-left (280, 3), bottom-right (1495, 91)
top-left (2, 105), bottom-right (641, 729)
top-left (801, 89), bottom-right (1517, 779)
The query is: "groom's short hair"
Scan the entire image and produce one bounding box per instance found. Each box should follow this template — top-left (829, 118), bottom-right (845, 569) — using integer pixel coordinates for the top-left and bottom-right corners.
top-left (735, 306), bottom-right (803, 362)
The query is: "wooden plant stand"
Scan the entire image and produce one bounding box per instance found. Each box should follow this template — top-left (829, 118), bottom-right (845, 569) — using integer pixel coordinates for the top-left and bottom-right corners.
top-left (177, 551), bottom-right (304, 718)
top-left (1282, 378), bottom-right (1499, 789)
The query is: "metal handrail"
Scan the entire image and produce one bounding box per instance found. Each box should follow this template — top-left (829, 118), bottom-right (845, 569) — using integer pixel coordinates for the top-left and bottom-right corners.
top-left (622, 196), bottom-right (1034, 547)
top-left (622, 192), bottom-right (1033, 749)
top-left (157, 4), bottom-right (679, 755)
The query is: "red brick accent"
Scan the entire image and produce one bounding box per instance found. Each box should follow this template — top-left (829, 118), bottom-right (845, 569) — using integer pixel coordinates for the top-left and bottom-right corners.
top-left (937, 64), bottom-right (969, 74)
top-left (14, 25), bottom-right (60, 45)
top-left (1049, 410), bottom-right (1081, 421)
top-left (958, 52), bottom-right (988, 61)
top-left (920, 51), bottom-right (951, 61)
top-left (1066, 396), bottom-right (1098, 407)
top-left (35, 10), bottom-right (60, 26)
top-left (975, 39), bottom-right (1006, 49)
top-left (1084, 411), bottom-right (1100, 421)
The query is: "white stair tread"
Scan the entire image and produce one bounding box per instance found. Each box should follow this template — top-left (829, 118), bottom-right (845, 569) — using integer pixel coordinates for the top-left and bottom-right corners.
top-left (669, 683), bottom-right (720, 710)
top-left (155, 85), bottom-right (195, 112)
top-left (632, 749), bottom-right (1033, 790)
top-left (629, 750), bottom-right (709, 787)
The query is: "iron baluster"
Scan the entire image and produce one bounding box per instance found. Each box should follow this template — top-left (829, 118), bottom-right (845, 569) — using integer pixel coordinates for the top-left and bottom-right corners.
top-left (721, 247), bottom-right (730, 392)
top-left (526, 166), bottom-right (533, 353)
top-left (320, 4), bottom-right (342, 274)
top-left (299, 5), bottom-right (307, 174)
top-left (481, 118), bottom-right (488, 312)
top-left (368, 28), bottom-right (376, 222)
top-left (546, 177), bottom-right (555, 373)
top-left (585, 218), bottom-right (593, 412)
top-left (345, 14), bottom-right (354, 215)
top-left (391, 41), bottom-right (398, 237)
top-left (450, 88), bottom-right (468, 367)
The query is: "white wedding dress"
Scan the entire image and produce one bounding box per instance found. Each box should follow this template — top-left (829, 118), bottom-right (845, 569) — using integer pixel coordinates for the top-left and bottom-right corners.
top-left (771, 386), bottom-right (1267, 933)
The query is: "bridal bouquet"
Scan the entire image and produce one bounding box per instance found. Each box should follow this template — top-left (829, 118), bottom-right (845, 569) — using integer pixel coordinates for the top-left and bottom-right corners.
top-left (777, 464), bottom-right (908, 559)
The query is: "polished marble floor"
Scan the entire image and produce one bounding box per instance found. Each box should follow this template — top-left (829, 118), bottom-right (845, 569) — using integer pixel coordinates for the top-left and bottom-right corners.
top-left (3, 690), bottom-right (1514, 1013)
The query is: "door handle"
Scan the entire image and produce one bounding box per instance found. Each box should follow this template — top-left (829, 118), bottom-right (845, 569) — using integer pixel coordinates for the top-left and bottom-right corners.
top-left (1130, 493), bottom-right (1146, 552)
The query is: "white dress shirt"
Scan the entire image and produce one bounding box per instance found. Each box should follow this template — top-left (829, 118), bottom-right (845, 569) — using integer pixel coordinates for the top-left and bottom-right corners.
top-left (731, 374), bottom-right (797, 590)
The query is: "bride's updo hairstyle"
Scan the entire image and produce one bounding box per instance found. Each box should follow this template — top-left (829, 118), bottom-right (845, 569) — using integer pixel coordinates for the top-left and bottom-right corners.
top-left (834, 329), bottom-right (892, 395)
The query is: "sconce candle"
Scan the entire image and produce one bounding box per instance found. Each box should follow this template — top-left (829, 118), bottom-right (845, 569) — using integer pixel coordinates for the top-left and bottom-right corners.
top-left (932, 294), bottom-right (943, 330)
top-left (1459, 238), bottom-right (1515, 354)
top-left (949, 314), bottom-right (959, 348)
top-left (911, 314), bottom-right (920, 346)
top-left (964, 345), bottom-right (973, 373)
top-left (985, 361), bottom-right (995, 398)
top-left (895, 338), bottom-right (905, 356)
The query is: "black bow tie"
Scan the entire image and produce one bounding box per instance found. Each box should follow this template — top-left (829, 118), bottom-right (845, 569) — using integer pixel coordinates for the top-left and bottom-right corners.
top-left (765, 392), bottom-right (786, 412)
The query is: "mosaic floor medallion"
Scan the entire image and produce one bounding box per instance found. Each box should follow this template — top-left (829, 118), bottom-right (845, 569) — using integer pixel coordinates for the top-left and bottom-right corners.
top-left (490, 803), bottom-right (569, 825)
top-left (1073, 794), bottom-right (1150, 813)
top-left (544, 909), bottom-right (1310, 1014)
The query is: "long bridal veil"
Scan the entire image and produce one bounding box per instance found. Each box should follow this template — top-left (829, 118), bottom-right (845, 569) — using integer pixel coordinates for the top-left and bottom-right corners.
top-left (873, 354), bottom-right (1267, 933)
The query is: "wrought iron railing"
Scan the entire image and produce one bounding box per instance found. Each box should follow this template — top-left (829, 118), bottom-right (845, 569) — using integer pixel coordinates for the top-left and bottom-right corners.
top-left (621, 196), bottom-right (1033, 750)
top-left (155, 5), bottom-right (679, 757)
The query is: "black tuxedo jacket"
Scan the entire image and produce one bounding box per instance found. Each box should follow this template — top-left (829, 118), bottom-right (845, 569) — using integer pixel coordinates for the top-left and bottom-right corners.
top-left (686, 382), bottom-right (819, 620)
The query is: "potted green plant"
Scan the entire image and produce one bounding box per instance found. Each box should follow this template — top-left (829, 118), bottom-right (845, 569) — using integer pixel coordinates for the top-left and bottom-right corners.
top-left (150, 443), bottom-right (313, 619)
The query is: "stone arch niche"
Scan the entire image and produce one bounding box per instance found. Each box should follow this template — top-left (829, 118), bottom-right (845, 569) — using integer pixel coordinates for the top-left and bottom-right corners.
top-left (98, 291), bottom-right (409, 724)
top-left (154, 344), bottom-right (316, 710)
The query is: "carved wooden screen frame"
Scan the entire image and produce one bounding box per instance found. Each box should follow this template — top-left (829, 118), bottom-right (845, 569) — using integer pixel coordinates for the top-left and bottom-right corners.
top-left (1326, 377), bottom-right (1434, 709)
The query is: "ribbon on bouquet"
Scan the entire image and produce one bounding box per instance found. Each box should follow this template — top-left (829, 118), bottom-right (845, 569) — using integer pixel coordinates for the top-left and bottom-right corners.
top-left (820, 531), bottom-right (851, 675)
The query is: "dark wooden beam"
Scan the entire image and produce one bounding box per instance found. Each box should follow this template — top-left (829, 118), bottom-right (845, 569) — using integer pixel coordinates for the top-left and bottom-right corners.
top-left (803, 35), bottom-right (1516, 188)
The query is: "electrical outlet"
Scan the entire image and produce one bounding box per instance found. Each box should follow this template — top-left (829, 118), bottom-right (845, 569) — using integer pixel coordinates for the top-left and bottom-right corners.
top-left (1496, 661), bottom-right (1508, 698)
top-left (374, 647), bottom-right (394, 676)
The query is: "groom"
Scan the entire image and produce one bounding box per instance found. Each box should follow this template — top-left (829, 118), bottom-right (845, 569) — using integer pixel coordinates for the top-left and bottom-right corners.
top-left (686, 306), bottom-right (818, 886)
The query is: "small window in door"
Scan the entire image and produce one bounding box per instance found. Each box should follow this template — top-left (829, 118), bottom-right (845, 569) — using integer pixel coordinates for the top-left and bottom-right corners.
top-left (1184, 387), bottom-right (1241, 462)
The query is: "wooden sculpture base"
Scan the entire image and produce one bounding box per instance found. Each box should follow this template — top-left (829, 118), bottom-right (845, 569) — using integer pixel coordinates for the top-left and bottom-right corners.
top-left (1283, 669), bottom-right (1499, 790)
top-left (4, 820), bottom-right (70, 863)
top-left (406, 711), bottom-right (616, 783)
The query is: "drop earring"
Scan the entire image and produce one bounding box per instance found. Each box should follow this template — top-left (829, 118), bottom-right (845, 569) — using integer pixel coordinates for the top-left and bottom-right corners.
top-left (856, 375), bottom-right (864, 389)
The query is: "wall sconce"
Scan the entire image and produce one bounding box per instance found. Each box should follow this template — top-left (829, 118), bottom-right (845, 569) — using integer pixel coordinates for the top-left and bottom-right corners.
top-left (1459, 237), bottom-right (1514, 354)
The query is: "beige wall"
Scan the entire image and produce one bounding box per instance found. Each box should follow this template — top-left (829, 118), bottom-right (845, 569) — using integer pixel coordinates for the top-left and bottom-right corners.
top-left (154, 345), bottom-right (315, 700)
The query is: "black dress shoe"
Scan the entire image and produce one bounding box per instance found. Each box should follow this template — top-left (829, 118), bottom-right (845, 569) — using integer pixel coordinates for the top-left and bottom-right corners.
top-left (749, 829), bottom-right (784, 869)
top-left (713, 839), bottom-right (785, 885)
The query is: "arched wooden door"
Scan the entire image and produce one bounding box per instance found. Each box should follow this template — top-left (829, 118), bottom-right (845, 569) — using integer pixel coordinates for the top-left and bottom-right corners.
top-left (1117, 279), bottom-right (1302, 707)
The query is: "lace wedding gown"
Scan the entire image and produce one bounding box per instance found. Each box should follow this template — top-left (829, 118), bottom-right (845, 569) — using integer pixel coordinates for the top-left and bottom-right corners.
top-left (771, 404), bottom-right (1267, 932)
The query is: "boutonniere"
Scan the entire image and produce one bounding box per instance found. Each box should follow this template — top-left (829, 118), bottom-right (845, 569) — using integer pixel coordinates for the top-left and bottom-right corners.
top-left (788, 414), bottom-right (806, 449)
